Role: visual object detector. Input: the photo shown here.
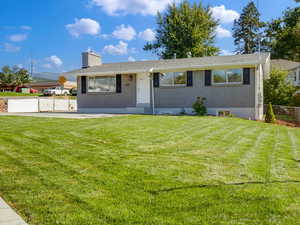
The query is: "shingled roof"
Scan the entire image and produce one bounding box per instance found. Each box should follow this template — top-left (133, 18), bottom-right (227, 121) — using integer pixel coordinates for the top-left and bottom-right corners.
top-left (271, 59), bottom-right (300, 71)
top-left (64, 53), bottom-right (270, 76)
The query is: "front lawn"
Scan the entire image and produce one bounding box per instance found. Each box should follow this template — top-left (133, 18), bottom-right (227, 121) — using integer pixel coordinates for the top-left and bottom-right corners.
top-left (0, 115), bottom-right (300, 225)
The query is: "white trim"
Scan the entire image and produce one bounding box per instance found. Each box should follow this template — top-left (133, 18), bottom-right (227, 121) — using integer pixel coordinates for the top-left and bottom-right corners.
top-left (211, 69), bottom-right (243, 86)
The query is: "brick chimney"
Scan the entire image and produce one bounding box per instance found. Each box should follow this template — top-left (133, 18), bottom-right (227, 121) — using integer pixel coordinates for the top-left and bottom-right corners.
top-left (82, 50), bottom-right (102, 68)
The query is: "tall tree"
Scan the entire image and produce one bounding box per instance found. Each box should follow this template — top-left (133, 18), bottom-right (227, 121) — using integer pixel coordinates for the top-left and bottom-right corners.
top-left (143, 1), bottom-right (219, 59)
top-left (232, 1), bottom-right (264, 54)
top-left (264, 6), bottom-right (300, 61)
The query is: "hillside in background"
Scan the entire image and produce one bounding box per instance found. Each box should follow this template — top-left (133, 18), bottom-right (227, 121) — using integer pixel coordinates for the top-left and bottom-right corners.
top-left (32, 72), bottom-right (76, 82)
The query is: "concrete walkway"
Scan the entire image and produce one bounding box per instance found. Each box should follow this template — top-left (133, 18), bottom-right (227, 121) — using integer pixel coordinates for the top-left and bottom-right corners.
top-left (0, 112), bottom-right (127, 119)
top-left (0, 197), bottom-right (28, 225)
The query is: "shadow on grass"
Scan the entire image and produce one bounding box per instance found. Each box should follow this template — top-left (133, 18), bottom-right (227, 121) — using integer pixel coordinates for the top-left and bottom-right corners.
top-left (148, 180), bottom-right (300, 195)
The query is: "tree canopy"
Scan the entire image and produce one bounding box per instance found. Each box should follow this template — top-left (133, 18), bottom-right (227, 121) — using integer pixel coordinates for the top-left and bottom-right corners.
top-left (264, 6), bottom-right (300, 61)
top-left (0, 66), bottom-right (31, 86)
top-left (143, 1), bottom-right (219, 59)
top-left (232, 1), bottom-right (264, 54)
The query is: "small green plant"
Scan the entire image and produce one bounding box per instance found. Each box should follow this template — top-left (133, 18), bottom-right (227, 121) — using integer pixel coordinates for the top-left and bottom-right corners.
top-left (193, 97), bottom-right (207, 116)
top-left (265, 103), bottom-right (276, 123)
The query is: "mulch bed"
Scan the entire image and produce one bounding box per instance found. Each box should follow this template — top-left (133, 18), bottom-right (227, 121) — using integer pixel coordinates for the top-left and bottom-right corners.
top-left (276, 119), bottom-right (300, 127)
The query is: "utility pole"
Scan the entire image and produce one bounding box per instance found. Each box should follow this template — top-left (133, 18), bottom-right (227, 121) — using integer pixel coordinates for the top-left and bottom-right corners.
top-left (30, 50), bottom-right (33, 77)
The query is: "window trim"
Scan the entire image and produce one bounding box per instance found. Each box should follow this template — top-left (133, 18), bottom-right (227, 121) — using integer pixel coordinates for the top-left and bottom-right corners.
top-left (87, 75), bottom-right (117, 93)
top-left (212, 69), bottom-right (243, 85)
top-left (159, 71), bottom-right (187, 87)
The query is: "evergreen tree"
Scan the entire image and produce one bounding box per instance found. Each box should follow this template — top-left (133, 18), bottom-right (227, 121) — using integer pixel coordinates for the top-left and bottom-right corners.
top-left (265, 103), bottom-right (276, 123)
top-left (143, 1), bottom-right (219, 59)
top-left (232, 1), bottom-right (264, 54)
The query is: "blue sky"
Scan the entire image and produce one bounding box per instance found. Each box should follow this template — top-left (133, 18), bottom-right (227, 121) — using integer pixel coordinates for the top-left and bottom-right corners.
top-left (0, 0), bottom-right (298, 73)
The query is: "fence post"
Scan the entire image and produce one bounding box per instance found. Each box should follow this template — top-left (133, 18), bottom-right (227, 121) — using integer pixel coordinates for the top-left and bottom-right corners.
top-left (38, 97), bottom-right (40, 112)
top-left (296, 108), bottom-right (300, 123)
top-left (53, 95), bottom-right (55, 112)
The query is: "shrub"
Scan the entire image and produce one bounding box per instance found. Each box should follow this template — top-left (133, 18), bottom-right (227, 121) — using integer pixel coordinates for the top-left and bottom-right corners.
top-left (264, 69), bottom-right (298, 106)
top-left (265, 103), bottom-right (276, 123)
top-left (290, 93), bottom-right (300, 106)
top-left (193, 97), bottom-right (207, 116)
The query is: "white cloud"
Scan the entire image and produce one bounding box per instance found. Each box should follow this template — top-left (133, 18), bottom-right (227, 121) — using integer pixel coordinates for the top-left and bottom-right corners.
top-left (216, 26), bottom-right (231, 38)
top-left (89, 0), bottom-right (180, 16)
top-left (220, 49), bottom-right (233, 56)
top-left (100, 34), bottom-right (110, 39)
top-left (103, 41), bottom-right (128, 55)
top-left (138, 28), bottom-right (155, 41)
top-left (46, 55), bottom-right (63, 67)
top-left (9, 34), bottom-right (27, 42)
top-left (112, 24), bottom-right (136, 41)
top-left (20, 26), bottom-right (32, 30)
top-left (3, 43), bottom-right (21, 52)
top-left (210, 5), bottom-right (239, 24)
top-left (128, 56), bottom-right (136, 62)
top-left (66, 18), bottom-right (100, 37)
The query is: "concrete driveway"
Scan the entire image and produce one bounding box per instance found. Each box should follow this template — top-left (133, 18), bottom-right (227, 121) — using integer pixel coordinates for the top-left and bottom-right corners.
top-left (0, 112), bottom-right (127, 119)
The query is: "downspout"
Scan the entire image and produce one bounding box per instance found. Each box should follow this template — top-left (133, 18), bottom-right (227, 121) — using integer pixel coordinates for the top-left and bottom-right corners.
top-left (149, 68), bottom-right (155, 115)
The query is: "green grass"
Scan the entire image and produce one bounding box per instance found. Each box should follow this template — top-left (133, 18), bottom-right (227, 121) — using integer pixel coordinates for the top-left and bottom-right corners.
top-left (0, 92), bottom-right (42, 97)
top-left (0, 115), bottom-right (300, 225)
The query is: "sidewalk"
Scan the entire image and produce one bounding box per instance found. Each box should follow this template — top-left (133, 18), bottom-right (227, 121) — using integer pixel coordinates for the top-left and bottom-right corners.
top-left (0, 197), bottom-right (28, 225)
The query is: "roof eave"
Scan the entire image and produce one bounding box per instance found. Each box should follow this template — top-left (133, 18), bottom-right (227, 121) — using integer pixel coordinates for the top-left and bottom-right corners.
top-left (70, 61), bottom-right (261, 76)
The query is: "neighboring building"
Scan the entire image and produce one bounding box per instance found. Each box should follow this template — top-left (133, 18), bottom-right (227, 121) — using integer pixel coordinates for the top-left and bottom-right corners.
top-left (22, 81), bottom-right (60, 92)
top-left (271, 59), bottom-right (300, 86)
top-left (64, 51), bottom-right (271, 120)
top-left (19, 81), bottom-right (76, 92)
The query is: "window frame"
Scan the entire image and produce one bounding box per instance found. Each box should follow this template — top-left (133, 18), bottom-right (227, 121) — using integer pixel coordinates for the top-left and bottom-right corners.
top-left (212, 69), bottom-right (243, 85)
top-left (159, 71), bottom-right (187, 87)
top-left (87, 75), bottom-right (117, 93)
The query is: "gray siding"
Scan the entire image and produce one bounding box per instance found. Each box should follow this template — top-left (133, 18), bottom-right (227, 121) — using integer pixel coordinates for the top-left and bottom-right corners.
top-left (154, 69), bottom-right (256, 108)
top-left (77, 74), bottom-right (136, 108)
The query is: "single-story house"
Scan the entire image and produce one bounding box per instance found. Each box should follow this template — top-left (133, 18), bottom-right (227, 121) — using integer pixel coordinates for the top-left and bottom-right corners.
top-left (65, 51), bottom-right (270, 120)
top-left (271, 59), bottom-right (300, 86)
top-left (23, 81), bottom-right (76, 92)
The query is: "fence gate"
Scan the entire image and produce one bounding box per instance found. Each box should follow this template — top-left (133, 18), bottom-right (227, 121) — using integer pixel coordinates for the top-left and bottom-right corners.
top-left (38, 97), bottom-right (77, 112)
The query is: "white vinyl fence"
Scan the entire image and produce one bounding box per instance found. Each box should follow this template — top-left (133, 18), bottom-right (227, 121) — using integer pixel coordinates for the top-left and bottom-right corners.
top-left (7, 97), bottom-right (77, 113)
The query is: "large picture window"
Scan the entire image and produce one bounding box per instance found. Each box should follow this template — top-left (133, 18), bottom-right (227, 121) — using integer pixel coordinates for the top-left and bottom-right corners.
top-left (212, 69), bottom-right (242, 85)
top-left (160, 72), bottom-right (187, 86)
top-left (88, 76), bottom-right (116, 92)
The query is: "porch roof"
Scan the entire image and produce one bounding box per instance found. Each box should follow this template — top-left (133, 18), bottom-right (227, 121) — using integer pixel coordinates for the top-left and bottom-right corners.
top-left (64, 53), bottom-right (270, 76)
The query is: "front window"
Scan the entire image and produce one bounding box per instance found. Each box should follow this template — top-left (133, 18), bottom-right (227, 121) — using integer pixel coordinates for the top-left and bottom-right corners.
top-left (212, 69), bottom-right (242, 85)
top-left (88, 76), bottom-right (116, 92)
top-left (160, 72), bottom-right (186, 86)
